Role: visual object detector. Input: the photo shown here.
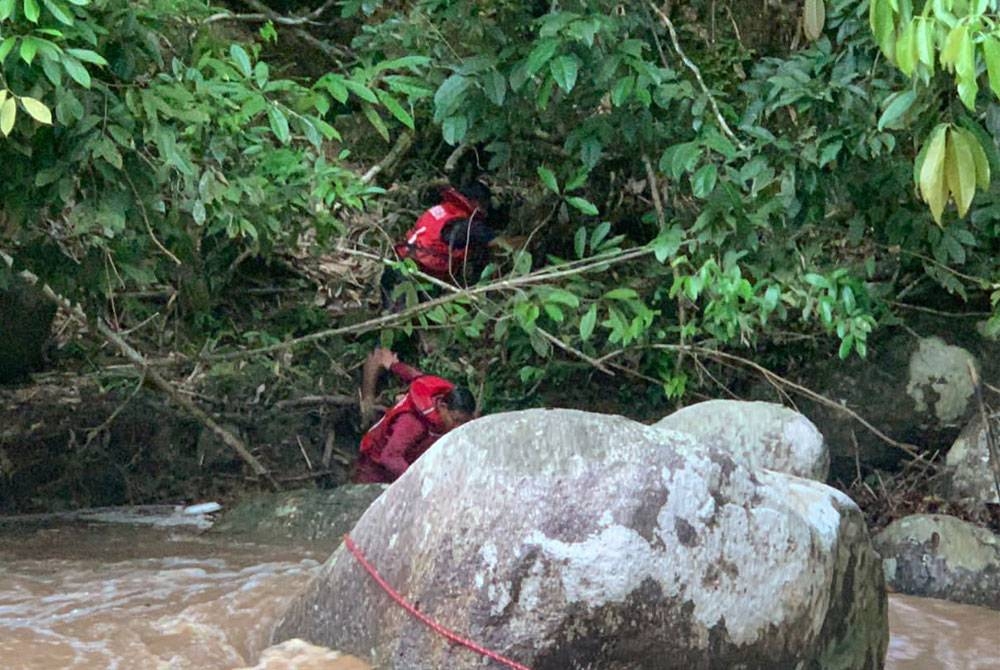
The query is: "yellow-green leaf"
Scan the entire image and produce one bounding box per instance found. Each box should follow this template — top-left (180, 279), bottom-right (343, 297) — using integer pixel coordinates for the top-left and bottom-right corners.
top-left (23, 0), bottom-right (39, 23)
top-left (0, 90), bottom-right (6, 108)
top-left (896, 19), bottom-right (917, 75)
top-left (983, 36), bottom-right (1000, 99)
top-left (870, 0), bottom-right (898, 60)
top-left (19, 96), bottom-right (51, 124)
top-left (957, 127), bottom-right (991, 190)
top-left (915, 18), bottom-right (935, 72)
top-left (804, 0), bottom-right (826, 41)
top-left (945, 127), bottom-right (976, 216)
top-left (0, 96), bottom-right (16, 136)
top-left (940, 25), bottom-right (967, 73)
top-left (919, 124), bottom-right (949, 223)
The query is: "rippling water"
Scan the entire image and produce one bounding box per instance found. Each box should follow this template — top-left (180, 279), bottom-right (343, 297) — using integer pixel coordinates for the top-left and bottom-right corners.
top-left (0, 521), bottom-right (996, 669)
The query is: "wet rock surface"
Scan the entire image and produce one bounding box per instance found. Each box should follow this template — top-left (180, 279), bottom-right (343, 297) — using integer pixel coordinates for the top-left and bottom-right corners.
top-left (875, 514), bottom-right (1000, 611)
top-left (653, 399), bottom-right (829, 481)
top-left (274, 409), bottom-right (887, 669)
top-left (212, 485), bottom-right (386, 545)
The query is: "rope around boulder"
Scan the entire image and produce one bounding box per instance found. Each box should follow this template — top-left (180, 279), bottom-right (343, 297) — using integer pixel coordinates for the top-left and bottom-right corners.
top-left (343, 534), bottom-right (532, 670)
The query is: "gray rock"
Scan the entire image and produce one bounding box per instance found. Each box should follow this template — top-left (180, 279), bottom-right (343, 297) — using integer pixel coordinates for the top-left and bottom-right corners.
top-left (212, 485), bottom-right (386, 546)
top-left (945, 414), bottom-right (1000, 504)
top-left (874, 514), bottom-right (1000, 610)
top-left (653, 399), bottom-right (829, 481)
top-left (274, 409), bottom-right (887, 669)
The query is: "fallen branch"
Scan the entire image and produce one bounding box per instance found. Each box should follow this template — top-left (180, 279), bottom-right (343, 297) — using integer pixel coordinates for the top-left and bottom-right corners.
top-left (275, 394), bottom-right (357, 409)
top-left (362, 131), bottom-right (414, 185)
top-left (0, 248), bottom-right (279, 490)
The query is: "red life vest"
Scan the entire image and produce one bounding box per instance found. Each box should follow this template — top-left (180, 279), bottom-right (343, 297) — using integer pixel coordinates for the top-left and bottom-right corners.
top-left (359, 374), bottom-right (455, 464)
top-left (394, 188), bottom-right (484, 279)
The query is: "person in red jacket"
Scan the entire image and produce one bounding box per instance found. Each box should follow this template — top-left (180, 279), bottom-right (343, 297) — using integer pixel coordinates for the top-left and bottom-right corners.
top-left (380, 181), bottom-right (498, 309)
top-left (353, 348), bottom-right (476, 484)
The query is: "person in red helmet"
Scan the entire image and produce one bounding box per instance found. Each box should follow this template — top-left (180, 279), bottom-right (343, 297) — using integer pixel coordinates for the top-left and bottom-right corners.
top-left (353, 348), bottom-right (476, 484)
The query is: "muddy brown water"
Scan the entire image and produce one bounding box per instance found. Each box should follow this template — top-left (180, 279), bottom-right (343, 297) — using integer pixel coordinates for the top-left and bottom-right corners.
top-left (0, 522), bottom-right (997, 669)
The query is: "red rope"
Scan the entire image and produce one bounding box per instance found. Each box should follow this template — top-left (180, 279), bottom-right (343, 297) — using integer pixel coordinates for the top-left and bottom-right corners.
top-left (343, 534), bottom-right (532, 670)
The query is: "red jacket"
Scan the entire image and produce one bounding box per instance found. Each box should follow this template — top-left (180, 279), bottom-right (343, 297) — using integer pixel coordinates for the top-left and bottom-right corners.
top-left (394, 188), bottom-right (484, 279)
top-left (354, 362), bottom-right (455, 484)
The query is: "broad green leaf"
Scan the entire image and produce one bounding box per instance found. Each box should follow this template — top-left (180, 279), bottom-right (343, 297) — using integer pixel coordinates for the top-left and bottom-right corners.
top-left (0, 0), bottom-right (15, 20)
top-left (321, 75), bottom-right (349, 103)
top-left (566, 196), bottom-right (598, 215)
top-left (611, 75), bottom-right (634, 106)
top-left (544, 289), bottom-right (580, 308)
top-left (543, 303), bottom-right (565, 323)
top-left (66, 47), bottom-right (107, 66)
top-left (915, 17), bottom-right (935, 72)
top-left (524, 38), bottom-right (558, 77)
top-left (61, 54), bottom-right (91, 87)
top-left (803, 0), bottom-right (826, 41)
top-left (537, 165), bottom-right (559, 194)
top-left (605, 288), bottom-right (638, 300)
top-left (441, 113), bottom-right (466, 144)
top-left (0, 97), bottom-right (16, 135)
top-left (0, 37), bottom-right (15, 64)
top-left (945, 127), bottom-right (976, 217)
top-left (432, 74), bottom-right (468, 120)
top-left (41, 0), bottom-right (72, 24)
top-left (23, 0), bottom-right (39, 23)
top-left (549, 54), bottom-right (578, 93)
top-left (375, 89), bottom-right (414, 129)
top-left (983, 36), bottom-right (1000, 99)
top-left (19, 38), bottom-right (39, 65)
top-left (940, 25), bottom-right (968, 74)
top-left (579, 304), bottom-right (597, 341)
top-left (877, 90), bottom-right (915, 130)
top-left (267, 106), bottom-right (290, 143)
top-left (660, 141), bottom-right (701, 178)
top-left (20, 96), bottom-right (51, 124)
top-left (362, 103), bottom-right (390, 141)
top-left (230, 44), bottom-right (252, 77)
top-left (918, 124), bottom-right (949, 223)
top-left (869, 0), bottom-right (896, 59)
top-left (343, 79), bottom-right (379, 104)
top-left (691, 164), bottom-right (718, 198)
top-left (895, 19), bottom-right (916, 75)
top-left (574, 225), bottom-right (586, 258)
top-left (590, 221), bottom-right (610, 249)
top-left (957, 127), bottom-right (991, 189)
top-left (482, 70), bottom-right (506, 106)
top-left (650, 226), bottom-right (682, 263)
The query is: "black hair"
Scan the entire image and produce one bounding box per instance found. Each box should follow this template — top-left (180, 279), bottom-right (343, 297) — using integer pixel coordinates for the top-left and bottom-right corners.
top-left (443, 386), bottom-right (476, 415)
top-left (459, 180), bottom-right (492, 209)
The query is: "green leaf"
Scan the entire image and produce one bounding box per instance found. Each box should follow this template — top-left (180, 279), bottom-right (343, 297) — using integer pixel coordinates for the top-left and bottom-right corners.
top-left (537, 166), bottom-right (559, 194)
top-left (525, 38), bottom-right (559, 77)
top-left (267, 106), bottom-right (290, 143)
top-left (19, 38), bottom-right (39, 66)
top-left (41, 0), bottom-right (72, 24)
top-left (650, 226), bottom-right (683, 263)
top-left (803, 0), bottom-right (825, 41)
top-left (915, 17), bottom-right (935, 72)
top-left (605, 288), bottom-right (638, 300)
top-left (918, 123), bottom-right (949, 224)
top-left (0, 96), bottom-right (16, 135)
top-left (549, 54), bottom-right (578, 93)
top-left (590, 221), bottom-right (610, 249)
top-left (869, 0), bottom-right (896, 59)
top-left (566, 196), bottom-right (598, 215)
top-left (375, 89), bottom-right (414, 129)
top-left (0, 0), bottom-right (15, 20)
top-left (579, 304), bottom-right (597, 341)
top-left (230, 44), bottom-right (252, 77)
top-left (362, 103), bottom-right (390, 142)
top-left (945, 126), bottom-right (976, 217)
top-left (574, 226), bottom-right (586, 258)
top-left (441, 114), bottom-right (466, 144)
top-left (65, 47), bottom-right (106, 66)
top-left (0, 37), bottom-right (15, 63)
top-left (691, 164), bottom-right (717, 198)
top-left (374, 55), bottom-right (430, 72)
top-left (20, 96), bottom-right (51, 124)
top-left (877, 90), bottom-right (915, 130)
top-left (61, 54), bottom-right (91, 88)
top-left (433, 74), bottom-right (468, 120)
top-left (23, 0), bottom-right (40, 23)
top-left (611, 75), bottom-right (635, 106)
top-left (343, 79), bottom-right (379, 104)
top-left (983, 36), bottom-right (1000, 99)
top-left (482, 70), bottom-right (506, 106)
top-left (660, 141), bottom-right (701, 178)
top-left (544, 288), bottom-right (580, 309)
top-left (838, 334), bottom-right (855, 359)
top-left (321, 75), bottom-right (349, 103)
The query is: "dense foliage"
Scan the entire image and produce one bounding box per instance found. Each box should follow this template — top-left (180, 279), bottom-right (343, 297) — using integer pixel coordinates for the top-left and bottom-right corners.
top-left (1, 0), bottom-right (998, 408)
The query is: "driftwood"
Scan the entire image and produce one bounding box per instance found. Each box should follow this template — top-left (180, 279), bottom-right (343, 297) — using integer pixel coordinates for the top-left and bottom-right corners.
top-left (0, 248), bottom-right (279, 491)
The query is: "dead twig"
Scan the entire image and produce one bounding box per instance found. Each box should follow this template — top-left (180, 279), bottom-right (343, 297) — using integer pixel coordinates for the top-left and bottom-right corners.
top-left (275, 394), bottom-right (357, 409)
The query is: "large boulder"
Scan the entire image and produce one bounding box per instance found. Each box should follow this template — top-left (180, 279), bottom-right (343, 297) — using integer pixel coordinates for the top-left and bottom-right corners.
top-left (874, 514), bottom-right (1000, 610)
top-left (0, 283), bottom-right (55, 384)
top-left (274, 409), bottom-right (887, 669)
top-left (945, 414), bottom-right (1000, 504)
top-left (653, 399), bottom-right (828, 480)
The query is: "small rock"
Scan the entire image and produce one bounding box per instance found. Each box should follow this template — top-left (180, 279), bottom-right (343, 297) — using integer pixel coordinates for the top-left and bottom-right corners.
top-left (874, 514), bottom-right (1000, 610)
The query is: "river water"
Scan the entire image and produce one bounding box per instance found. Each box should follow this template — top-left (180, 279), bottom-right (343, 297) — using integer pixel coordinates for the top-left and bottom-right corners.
top-left (0, 520), bottom-right (997, 669)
